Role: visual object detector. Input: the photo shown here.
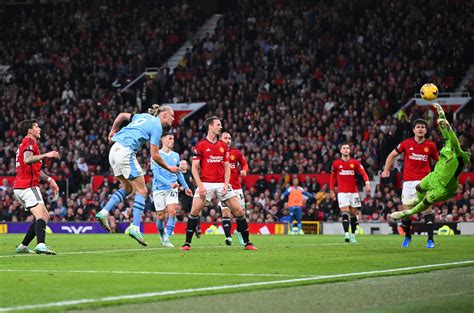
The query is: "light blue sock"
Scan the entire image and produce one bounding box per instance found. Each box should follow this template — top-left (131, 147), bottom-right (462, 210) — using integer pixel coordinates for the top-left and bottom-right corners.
top-left (104, 189), bottom-right (128, 212)
top-left (132, 194), bottom-right (145, 228)
top-left (156, 218), bottom-right (165, 237)
top-left (165, 216), bottom-right (176, 238)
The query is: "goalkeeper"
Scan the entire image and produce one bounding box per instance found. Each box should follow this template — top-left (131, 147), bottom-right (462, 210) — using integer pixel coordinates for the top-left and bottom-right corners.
top-left (391, 104), bottom-right (471, 224)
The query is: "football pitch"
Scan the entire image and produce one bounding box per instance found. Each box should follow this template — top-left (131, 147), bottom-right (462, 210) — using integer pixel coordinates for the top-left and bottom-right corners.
top-left (0, 234), bottom-right (473, 312)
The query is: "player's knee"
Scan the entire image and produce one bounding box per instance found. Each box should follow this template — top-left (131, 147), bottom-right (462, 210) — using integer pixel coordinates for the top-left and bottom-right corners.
top-left (157, 211), bottom-right (164, 219)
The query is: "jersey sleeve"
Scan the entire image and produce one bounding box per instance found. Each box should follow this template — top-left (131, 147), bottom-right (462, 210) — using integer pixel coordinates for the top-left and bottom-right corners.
top-left (149, 119), bottom-right (162, 147)
top-left (395, 140), bottom-right (406, 154)
top-left (329, 162), bottom-right (337, 191)
top-left (238, 151), bottom-right (249, 172)
top-left (192, 143), bottom-right (202, 160)
top-left (356, 160), bottom-right (369, 182)
top-left (431, 141), bottom-right (439, 161)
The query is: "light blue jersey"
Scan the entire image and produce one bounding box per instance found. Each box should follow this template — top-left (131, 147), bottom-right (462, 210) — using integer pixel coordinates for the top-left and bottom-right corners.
top-left (151, 150), bottom-right (189, 191)
top-left (113, 113), bottom-right (162, 152)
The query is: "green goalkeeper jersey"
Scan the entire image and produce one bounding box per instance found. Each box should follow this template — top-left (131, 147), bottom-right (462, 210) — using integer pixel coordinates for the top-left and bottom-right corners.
top-left (433, 124), bottom-right (470, 187)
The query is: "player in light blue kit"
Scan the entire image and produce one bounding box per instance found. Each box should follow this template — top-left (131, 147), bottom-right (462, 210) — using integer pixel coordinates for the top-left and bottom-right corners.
top-left (96, 104), bottom-right (179, 246)
top-left (152, 133), bottom-right (193, 247)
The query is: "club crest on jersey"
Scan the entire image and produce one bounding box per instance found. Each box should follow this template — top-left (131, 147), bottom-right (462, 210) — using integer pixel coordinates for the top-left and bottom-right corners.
top-left (350, 163), bottom-right (355, 168)
top-left (230, 155), bottom-right (235, 161)
top-left (219, 147), bottom-right (225, 153)
top-left (424, 147), bottom-right (429, 153)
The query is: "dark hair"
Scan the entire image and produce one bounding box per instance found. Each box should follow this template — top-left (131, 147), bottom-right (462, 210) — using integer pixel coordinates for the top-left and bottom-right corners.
top-left (340, 143), bottom-right (351, 149)
top-left (204, 116), bottom-right (220, 131)
top-left (18, 119), bottom-right (38, 136)
top-left (161, 132), bottom-right (173, 138)
top-left (412, 118), bottom-right (428, 129)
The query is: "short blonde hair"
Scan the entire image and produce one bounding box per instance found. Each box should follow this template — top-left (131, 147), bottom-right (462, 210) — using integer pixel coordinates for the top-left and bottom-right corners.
top-left (148, 104), bottom-right (173, 117)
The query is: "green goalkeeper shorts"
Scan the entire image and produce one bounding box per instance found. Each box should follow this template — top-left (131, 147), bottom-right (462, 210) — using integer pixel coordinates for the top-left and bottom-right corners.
top-left (419, 172), bottom-right (458, 204)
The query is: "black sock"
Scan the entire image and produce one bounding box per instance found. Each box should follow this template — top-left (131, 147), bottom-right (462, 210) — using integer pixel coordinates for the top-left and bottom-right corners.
top-left (35, 219), bottom-right (47, 244)
top-left (22, 220), bottom-right (37, 246)
top-left (342, 213), bottom-right (350, 233)
top-left (222, 217), bottom-right (231, 238)
top-left (184, 215), bottom-right (198, 245)
top-left (402, 218), bottom-right (412, 239)
top-left (196, 218), bottom-right (201, 232)
top-left (236, 215), bottom-right (250, 245)
top-left (350, 216), bottom-right (357, 234)
top-left (425, 213), bottom-right (434, 242)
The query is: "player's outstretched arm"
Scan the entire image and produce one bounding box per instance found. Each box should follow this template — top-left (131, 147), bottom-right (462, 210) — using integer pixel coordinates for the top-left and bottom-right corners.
top-left (108, 112), bottom-right (131, 141)
top-left (150, 144), bottom-right (179, 173)
top-left (433, 103), bottom-right (446, 120)
top-left (24, 150), bottom-right (59, 164)
top-left (438, 119), bottom-right (462, 155)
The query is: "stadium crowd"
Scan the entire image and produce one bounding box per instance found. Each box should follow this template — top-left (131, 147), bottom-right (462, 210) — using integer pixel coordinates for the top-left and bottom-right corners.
top-left (1, 0), bottom-right (473, 225)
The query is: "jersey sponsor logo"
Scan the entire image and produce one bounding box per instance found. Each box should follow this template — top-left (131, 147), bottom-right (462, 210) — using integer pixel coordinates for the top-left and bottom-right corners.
top-left (230, 163), bottom-right (236, 169)
top-left (339, 170), bottom-right (355, 176)
top-left (207, 155), bottom-right (224, 163)
top-left (408, 153), bottom-right (428, 161)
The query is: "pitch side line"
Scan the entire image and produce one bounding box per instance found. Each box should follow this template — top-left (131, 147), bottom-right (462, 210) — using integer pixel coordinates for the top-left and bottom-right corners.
top-left (0, 269), bottom-right (306, 278)
top-left (0, 260), bottom-right (472, 312)
top-left (0, 243), bottom-right (346, 258)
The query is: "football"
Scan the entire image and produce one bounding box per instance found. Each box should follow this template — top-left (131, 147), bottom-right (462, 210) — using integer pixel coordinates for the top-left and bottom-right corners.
top-left (420, 83), bottom-right (439, 101)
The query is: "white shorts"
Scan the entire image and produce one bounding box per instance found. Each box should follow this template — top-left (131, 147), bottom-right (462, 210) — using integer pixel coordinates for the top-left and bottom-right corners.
top-left (219, 189), bottom-right (245, 210)
top-left (109, 142), bottom-right (143, 179)
top-left (402, 180), bottom-right (421, 206)
top-left (14, 187), bottom-right (44, 210)
top-left (337, 192), bottom-right (361, 208)
top-left (194, 182), bottom-right (236, 205)
top-left (153, 188), bottom-right (179, 211)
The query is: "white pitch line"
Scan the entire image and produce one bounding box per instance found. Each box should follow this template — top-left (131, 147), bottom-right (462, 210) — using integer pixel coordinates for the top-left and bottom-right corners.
top-left (0, 268), bottom-right (305, 278)
top-left (0, 243), bottom-right (346, 258)
top-left (0, 260), bottom-right (472, 312)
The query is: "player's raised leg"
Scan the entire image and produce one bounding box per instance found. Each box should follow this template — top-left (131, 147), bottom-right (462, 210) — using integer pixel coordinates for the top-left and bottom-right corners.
top-left (97, 175), bottom-right (132, 232)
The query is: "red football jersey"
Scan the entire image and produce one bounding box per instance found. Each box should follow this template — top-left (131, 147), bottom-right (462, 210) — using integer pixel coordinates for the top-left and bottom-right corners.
top-left (14, 137), bottom-right (42, 189)
top-left (396, 138), bottom-right (439, 181)
top-left (228, 148), bottom-right (249, 190)
top-left (192, 139), bottom-right (229, 183)
top-left (330, 158), bottom-right (369, 193)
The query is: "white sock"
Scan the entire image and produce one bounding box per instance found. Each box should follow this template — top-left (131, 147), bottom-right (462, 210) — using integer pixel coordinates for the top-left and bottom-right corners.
top-left (133, 225), bottom-right (140, 232)
top-left (99, 209), bottom-right (109, 215)
top-left (18, 244), bottom-right (27, 249)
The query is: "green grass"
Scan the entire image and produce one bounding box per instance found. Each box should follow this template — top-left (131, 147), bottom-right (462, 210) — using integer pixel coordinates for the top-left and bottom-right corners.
top-left (0, 234), bottom-right (473, 312)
